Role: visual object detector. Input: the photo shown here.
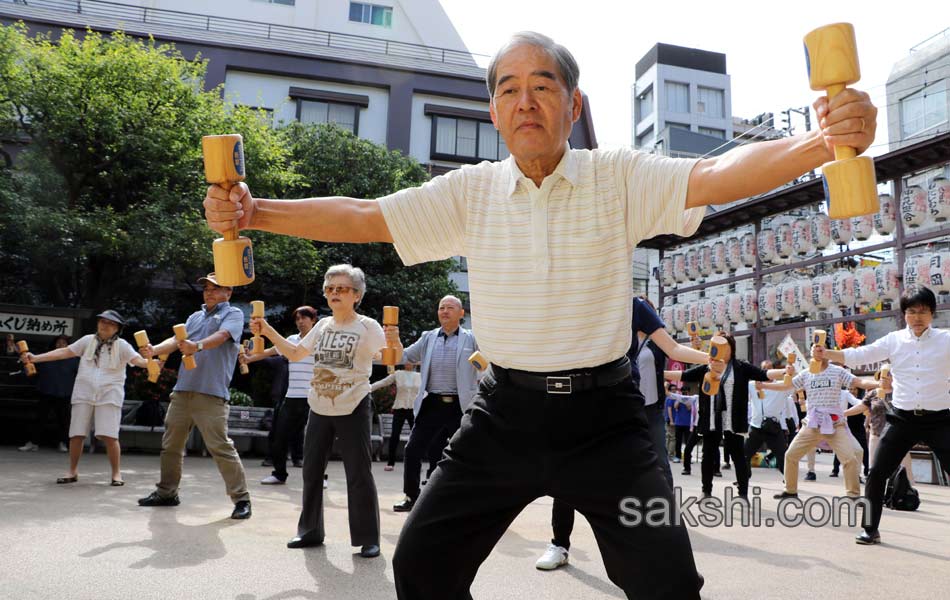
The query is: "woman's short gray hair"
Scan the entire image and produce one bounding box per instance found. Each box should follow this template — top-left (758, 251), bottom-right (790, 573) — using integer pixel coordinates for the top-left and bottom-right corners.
top-left (324, 264), bottom-right (366, 306)
top-left (486, 31), bottom-right (580, 97)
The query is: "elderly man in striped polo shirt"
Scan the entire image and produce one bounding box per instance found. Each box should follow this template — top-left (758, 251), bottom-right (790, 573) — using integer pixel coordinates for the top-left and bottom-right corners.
top-left (205, 31), bottom-right (877, 600)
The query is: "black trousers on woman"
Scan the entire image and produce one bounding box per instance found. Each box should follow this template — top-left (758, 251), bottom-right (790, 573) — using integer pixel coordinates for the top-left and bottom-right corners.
top-left (701, 430), bottom-right (748, 496)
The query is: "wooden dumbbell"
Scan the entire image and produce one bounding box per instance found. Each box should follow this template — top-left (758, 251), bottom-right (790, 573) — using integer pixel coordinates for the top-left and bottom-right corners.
top-left (687, 321), bottom-right (700, 337)
top-left (803, 23), bottom-right (877, 219)
top-left (134, 330), bottom-right (161, 383)
top-left (250, 300), bottom-right (265, 354)
top-left (172, 324), bottom-right (197, 370)
top-left (809, 329), bottom-right (827, 373)
top-left (879, 363), bottom-right (892, 394)
top-left (202, 134), bottom-right (254, 286)
top-left (702, 335), bottom-right (731, 396)
top-left (239, 340), bottom-right (250, 375)
top-left (784, 352), bottom-right (797, 385)
top-left (16, 340), bottom-right (36, 377)
top-left (381, 306), bottom-right (399, 373)
top-left (468, 351), bottom-right (487, 371)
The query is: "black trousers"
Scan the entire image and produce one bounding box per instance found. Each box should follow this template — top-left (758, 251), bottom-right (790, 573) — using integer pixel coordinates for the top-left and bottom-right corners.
top-left (297, 396), bottom-right (379, 546)
top-left (833, 413), bottom-right (869, 474)
top-left (392, 369), bottom-right (702, 600)
top-left (674, 425), bottom-right (690, 459)
top-left (702, 430), bottom-right (747, 495)
top-left (387, 408), bottom-right (415, 466)
top-left (682, 430), bottom-right (702, 469)
top-left (863, 410), bottom-right (950, 533)
top-left (270, 397), bottom-right (309, 481)
top-left (30, 393), bottom-right (70, 445)
top-left (403, 394), bottom-right (462, 501)
top-left (744, 422), bottom-right (788, 475)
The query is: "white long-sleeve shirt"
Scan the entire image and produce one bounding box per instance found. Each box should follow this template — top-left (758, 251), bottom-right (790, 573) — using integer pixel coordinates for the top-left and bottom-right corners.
top-left (370, 370), bottom-right (421, 411)
top-left (747, 383), bottom-right (796, 430)
top-left (843, 326), bottom-right (950, 411)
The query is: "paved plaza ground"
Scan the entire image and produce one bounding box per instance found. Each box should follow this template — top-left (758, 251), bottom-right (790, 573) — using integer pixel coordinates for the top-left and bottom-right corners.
top-left (1, 447), bottom-right (948, 599)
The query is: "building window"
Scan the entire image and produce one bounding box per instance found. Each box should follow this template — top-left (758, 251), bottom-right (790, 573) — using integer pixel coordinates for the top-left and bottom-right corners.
top-left (289, 87), bottom-right (369, 135)
top-left (901, 81), bottom-right (948, 139)
top-left (349, 2), bottom-right (393, 27)
top-left (667, 122), bottom-right (690, 131)
top-left (635, 125), bottom-right (654, 149)
top-left (637, 86), bottom-right (653, 122)
top-left (697, 86), bottom-right (724, 118)
top-left (698, 126), bottom-right (725, 139)
top-left (432, 116), bottom-right (508, 162)
top-left (256, 0), bottom-right (295, 4)
top-left (665, 81), bottom-right (689, 113)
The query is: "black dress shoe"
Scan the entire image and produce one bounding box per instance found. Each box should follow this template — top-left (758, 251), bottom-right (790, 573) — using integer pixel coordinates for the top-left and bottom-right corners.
top-left (681, 468), bottom-right (691, 475)
top-left (287, 535), bottom-right (324, 549)
top-left (138, 491), bottom-right (180, 507)
top-left (231, 500), bottom-right (252, 520)
top-left (292, 459), bottom-right (304, 468)
top-left (773, 491), bottom-right (799, 500)
top-left (393, 497), bottom-right (415, 512)
top-left (829, 470), bottom-right (839, 478)
top-left (713, 471), bottom-right (723, 478)
top-left (360, 544), bottom-right (381, 558)
top-left (855, 530), bottom-right (881, 545)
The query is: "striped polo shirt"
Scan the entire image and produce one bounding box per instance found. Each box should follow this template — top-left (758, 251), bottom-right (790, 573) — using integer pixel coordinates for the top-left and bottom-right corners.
top-left (279, 333), bottom-right (315, 399)
top-left (378, 146), bottom-right (701, 371)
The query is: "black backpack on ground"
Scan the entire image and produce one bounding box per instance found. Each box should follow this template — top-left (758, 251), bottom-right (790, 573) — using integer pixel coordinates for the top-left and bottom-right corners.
top-left (883, 466), bottom-right (920, 511)
top-left (135, 398), bottom-right (166, 429)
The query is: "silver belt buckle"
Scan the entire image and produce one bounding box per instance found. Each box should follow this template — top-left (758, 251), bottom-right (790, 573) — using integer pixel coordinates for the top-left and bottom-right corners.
top-left (546, 376), bottom-right (572, 394)
top-left (914, 407), bottom-right (924, 416)
top-left (440, 395), bottom-right (454, 403)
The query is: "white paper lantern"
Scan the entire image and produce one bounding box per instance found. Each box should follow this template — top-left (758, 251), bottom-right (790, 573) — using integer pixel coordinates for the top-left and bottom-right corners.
top-left (758, 285), bottom-right (777, 320)
top-left (830, 218), bottom-right (852, 245)
top-left (812, 275), bottom-right (834, 310)
top-left (725, 237), bottom-right (742, 272)
top-left (727, 292), bottom-right (743, 325)
top-left (901, 185), bottom-right (929, 229)
top-left (713, 295), bottom-right (729, 327)
top-left (832, 271), bottom-right (856, 308)
top-left (874, 193), bottom-right (897, 235)
top-left (660, 306), bottom-right (675, 329)
top-left (812, 213), bottom-right (832, 249)
top-left (712, 241), bottom-right (727, 274)
top-left (699, 299), bottom-right (715, 328)
top-left (775, 222), bottom-right (794, 259)
top-left (757, 230), bottom-right (777, 265)
top-left (903, 254), bottom-right (920, 288)
top-left (875, 263), bottom-right (900, 302)
top-left (783, 282), bottom-right (800, 316)
top-left (659, 256), bottom-right (675, 287)
top-left (740, 232), bottom-right (757, 267)
top-left (929, 251), bottom-right (950, 294)
top-left (686, 248), bottom-right (701, 281)
top-left (928, 177), bottom-right (950, 222)
top-left (854, 267), bottom-right (879, 307)
top-left (699, 245), bottom-right (713, 277)
top-left (672, 303), bottom-right (687, 333)
top-left (797, 279), bottom-right (816, 315)
top-left (775, 282), bottom-right (790, 317)
top-left (741, 289), bottom-right (758, 322)
top-left (673, 254), bottom-right (688, 283)
top-left (851, 214), bottom-right (874, 241)
top-left (687, 302), bottom-right (700, 326)
top-left (792, 219), bottom-right (814, 256)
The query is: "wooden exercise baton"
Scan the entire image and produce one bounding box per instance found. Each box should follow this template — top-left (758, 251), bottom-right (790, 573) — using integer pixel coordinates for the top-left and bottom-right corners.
top-left (687, 321), bottom-right (700, 337)
top-left (382, 306), bottom-right (399, 374)
top-left (250, 300), bottom-right (265, 354)
top-left (202, 134), bottom-right (254, 286)
top-left (16, 340), bottom-right (36, 377)
top-left (879, 364), bottom-right (892, 394)
top-left (239, 340), bottom-right (250, 375)
top-left (468, 351), bottom-right (487, 371)
top-left (803, 23), bottom-right (877, 219)
top-left (134, 330), bottom-right (161, 383)
top-left (172, 324), bottom-right (197, 370)
top-left (809, 329), bottom-right (827, 374)
top-left (784, 352), bottom-right (797, 385)
top-left (702, 336), bottom-right (731, 396)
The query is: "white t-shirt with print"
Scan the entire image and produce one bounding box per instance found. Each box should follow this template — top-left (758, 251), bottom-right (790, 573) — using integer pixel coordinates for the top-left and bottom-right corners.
top-left (791, 364), bottom-right (856, 412)
top-left (67, 334), bottom-right (139, 406)
top-left (298, 314), bottom-right (386, 416)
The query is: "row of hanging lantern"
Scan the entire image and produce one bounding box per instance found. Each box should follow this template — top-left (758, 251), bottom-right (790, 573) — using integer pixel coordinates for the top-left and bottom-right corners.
top-left (659, 233), bottom-right (756, 286)
top-left (901, 177), bottom-right (950, 230)
top-left (662, 288), bottom-right (760, 334)
top-left (757, 262), bottom-right (900, 319)
top-left (904, 249), bottom-right (950, 293)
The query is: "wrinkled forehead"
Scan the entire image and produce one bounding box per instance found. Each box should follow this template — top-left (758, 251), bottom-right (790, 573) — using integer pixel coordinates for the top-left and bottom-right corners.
top-left (494, 44), bottom-right (561, 85)
top-left (439, 298), bottom-right (462, 310)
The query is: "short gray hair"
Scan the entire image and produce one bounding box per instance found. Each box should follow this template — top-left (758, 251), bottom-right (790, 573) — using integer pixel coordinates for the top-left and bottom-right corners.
top-left (486, 31), bottom-right (580, 98)
top-left (324, 264), bottom-right (366, 306)
top-left (440, 295), bottom-right (463, 309)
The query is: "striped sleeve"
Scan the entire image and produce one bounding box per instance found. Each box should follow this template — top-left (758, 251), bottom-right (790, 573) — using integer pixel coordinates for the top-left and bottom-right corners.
top-left (620, 149), bottom-right (704, 244)
top-left (377, 168), bottom-right (468, 266)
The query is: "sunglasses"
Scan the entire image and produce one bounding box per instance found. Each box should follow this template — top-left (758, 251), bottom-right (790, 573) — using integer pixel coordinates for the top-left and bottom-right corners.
top-left (324, 285), bottom-right (355, 295)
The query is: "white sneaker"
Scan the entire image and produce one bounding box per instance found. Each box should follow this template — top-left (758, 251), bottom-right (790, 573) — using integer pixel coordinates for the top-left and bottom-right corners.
top-left (18, 441), bottom-right (39, 452)
top-left (535, 544), bottom-right (569, 571)
top-left (260, 475), bottom-right (285, 485)
top-left (58, 442), bottom-right (69, 453)
top-left (323, 476), bottom-right (329, 489)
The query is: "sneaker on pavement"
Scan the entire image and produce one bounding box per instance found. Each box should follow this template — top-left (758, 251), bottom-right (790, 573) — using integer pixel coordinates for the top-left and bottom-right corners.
top-left (535, 544), bottom-right (569, 571)
top-left (17, 441), bottom-right (39, 452)
top-left (323, 474), bottom-right (329, 489)
top-left (58, 442), bottom-right (69, 453)
top-left (672, 457), bottom-right (681, 463)
top-left (804, 471), bottom-right (817, 481)
top-left (260, 475), bottom-right (285, 485)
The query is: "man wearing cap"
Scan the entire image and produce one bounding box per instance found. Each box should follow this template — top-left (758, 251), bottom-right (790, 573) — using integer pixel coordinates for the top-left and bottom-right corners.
top-left (137, 273), bottom-right (252, 520)
top-left (21, 310), bottom-right (148, 485)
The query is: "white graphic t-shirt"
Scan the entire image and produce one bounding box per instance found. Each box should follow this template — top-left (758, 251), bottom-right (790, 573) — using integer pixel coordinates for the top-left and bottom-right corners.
top-left (298, 314), bottom-right (386, 416)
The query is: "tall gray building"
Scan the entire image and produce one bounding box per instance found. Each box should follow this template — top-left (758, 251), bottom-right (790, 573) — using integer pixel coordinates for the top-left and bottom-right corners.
top-left (886, 28), bottom-right (949, 152)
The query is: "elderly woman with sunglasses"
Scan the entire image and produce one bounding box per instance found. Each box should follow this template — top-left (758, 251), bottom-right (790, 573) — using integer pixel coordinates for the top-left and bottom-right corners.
top-left (251, 264), bottom-right (398, 558)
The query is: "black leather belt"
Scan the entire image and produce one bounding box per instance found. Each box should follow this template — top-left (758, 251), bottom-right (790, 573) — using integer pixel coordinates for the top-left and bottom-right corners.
top-left (428, 393), bottom-right (458, 404)
top-left (492, 357), bottom-right (630, 395)
top-left (895, 407), bottom-right (950, 417)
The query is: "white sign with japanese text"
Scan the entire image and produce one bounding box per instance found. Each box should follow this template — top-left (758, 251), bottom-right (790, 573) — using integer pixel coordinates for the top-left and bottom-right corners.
top-left (0, 313), bottom-right (74, 337)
